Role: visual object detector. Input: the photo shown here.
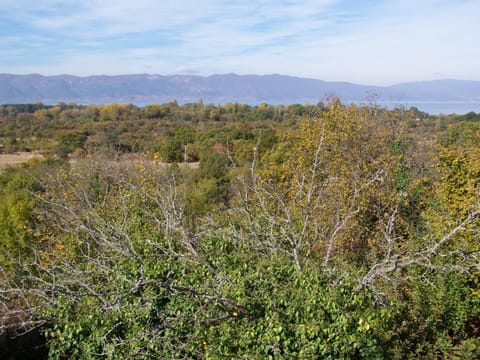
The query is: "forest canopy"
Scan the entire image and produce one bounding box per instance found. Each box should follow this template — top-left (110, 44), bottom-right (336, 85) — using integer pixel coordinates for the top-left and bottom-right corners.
top-left (1, 99), bottom-right (480, 358)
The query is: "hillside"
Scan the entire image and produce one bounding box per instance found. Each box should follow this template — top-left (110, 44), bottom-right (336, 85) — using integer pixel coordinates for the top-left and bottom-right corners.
top-left (1, 73), bottom-right (479, 105)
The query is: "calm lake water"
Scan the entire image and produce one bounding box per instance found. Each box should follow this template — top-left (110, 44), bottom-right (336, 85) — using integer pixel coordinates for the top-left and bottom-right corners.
top-left (375, 101), bottom-right (480, 115)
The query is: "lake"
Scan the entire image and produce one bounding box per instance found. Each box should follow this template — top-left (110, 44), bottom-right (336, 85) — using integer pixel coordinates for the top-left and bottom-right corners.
top-left (374, 101), bottom-right (480, 115)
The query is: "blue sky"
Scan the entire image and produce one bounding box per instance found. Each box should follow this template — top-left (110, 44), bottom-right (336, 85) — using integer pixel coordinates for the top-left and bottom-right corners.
top-left (0, 0), bottom-right (478, 85)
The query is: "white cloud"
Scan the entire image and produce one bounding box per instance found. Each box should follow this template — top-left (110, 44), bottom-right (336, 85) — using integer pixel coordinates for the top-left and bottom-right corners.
top-left (1, 0), bottom-right (479, 84)
top-left (174, 66), bottom-right (200, 75)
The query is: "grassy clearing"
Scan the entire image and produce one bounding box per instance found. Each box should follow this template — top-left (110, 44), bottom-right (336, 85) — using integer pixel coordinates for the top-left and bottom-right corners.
top-left (0, 152), bottom-right (44, 172)
top-left (0, 151), bottom-right (199, 174)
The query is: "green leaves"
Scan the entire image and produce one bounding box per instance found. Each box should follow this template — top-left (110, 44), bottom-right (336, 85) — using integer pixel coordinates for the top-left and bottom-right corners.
top-left (2, 102), bottom-right (480, 358)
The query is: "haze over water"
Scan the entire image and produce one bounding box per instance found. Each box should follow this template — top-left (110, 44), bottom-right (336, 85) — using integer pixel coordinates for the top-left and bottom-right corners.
top-left (378, 101), bottom-right (480, 115)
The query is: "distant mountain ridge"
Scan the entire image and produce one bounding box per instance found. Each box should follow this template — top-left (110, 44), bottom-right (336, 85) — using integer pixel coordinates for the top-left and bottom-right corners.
top-left (1, 73), bottom-right (479, 105)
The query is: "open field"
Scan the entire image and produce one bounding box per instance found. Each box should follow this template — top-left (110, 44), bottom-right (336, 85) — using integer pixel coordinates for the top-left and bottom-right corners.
top-left (0, 151), bottom-right (199, 173)
top-left (0, 152), bottom-right (44, 172)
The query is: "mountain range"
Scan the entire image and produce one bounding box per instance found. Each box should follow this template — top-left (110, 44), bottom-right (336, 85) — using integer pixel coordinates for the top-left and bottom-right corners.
top-left (1, 73), bottom-right (480, 105)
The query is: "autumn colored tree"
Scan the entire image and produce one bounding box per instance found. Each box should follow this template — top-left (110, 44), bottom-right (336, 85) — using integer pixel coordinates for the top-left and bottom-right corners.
top-left (236, 100), bottom-right (407, 271)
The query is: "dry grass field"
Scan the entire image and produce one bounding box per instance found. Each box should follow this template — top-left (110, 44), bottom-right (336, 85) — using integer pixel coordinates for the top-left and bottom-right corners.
top-left (0, 151), bottom-right (199, 174)
top-left (0, 152), bottom-right (44, 172)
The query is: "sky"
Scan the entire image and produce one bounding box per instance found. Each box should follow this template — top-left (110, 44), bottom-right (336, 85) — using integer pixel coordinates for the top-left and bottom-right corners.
top-left (0, 0), bottom-right (479, 85)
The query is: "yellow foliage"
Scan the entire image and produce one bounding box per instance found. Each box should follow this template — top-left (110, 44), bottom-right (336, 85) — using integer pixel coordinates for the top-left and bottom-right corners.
top-left (256, 99), bottom-right (405, 263)
top-left (427, 122), bottom-right (480, 255)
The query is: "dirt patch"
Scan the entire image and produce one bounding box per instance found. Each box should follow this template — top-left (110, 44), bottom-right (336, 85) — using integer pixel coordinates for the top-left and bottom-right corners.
top-left (0, 152), bottom-right (44, 172)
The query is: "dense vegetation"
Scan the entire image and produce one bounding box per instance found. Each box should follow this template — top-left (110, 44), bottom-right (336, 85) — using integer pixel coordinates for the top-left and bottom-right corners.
top-left (1, 100), bottom-right (480, 358)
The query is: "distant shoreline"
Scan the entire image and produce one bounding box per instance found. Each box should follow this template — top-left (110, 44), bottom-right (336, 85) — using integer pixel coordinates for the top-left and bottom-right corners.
top-left (2, 74), bottom-right (480, 114)
top-left (371, 101), bottom-right (480, 115)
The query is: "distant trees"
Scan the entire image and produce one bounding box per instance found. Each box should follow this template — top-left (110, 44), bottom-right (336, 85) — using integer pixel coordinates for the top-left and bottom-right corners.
top-left (160, 125), bottom-right (196, 162)
top-left (56, 131), bottom-right (88, 158)
top-left (0, 101), bottom-right (314, 158)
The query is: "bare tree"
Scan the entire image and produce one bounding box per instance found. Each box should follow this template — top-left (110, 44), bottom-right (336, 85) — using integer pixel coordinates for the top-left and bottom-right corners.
top-left (357, 202), bottom-right (480, 292)
top-left (0, 157), bottom-right (248, 356)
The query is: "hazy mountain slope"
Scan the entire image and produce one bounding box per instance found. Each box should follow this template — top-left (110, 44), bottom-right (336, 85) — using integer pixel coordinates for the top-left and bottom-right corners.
top-left (0, 73), bottom-right (479, 105)
top-left (388, 79), bottom-right (480, 101)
